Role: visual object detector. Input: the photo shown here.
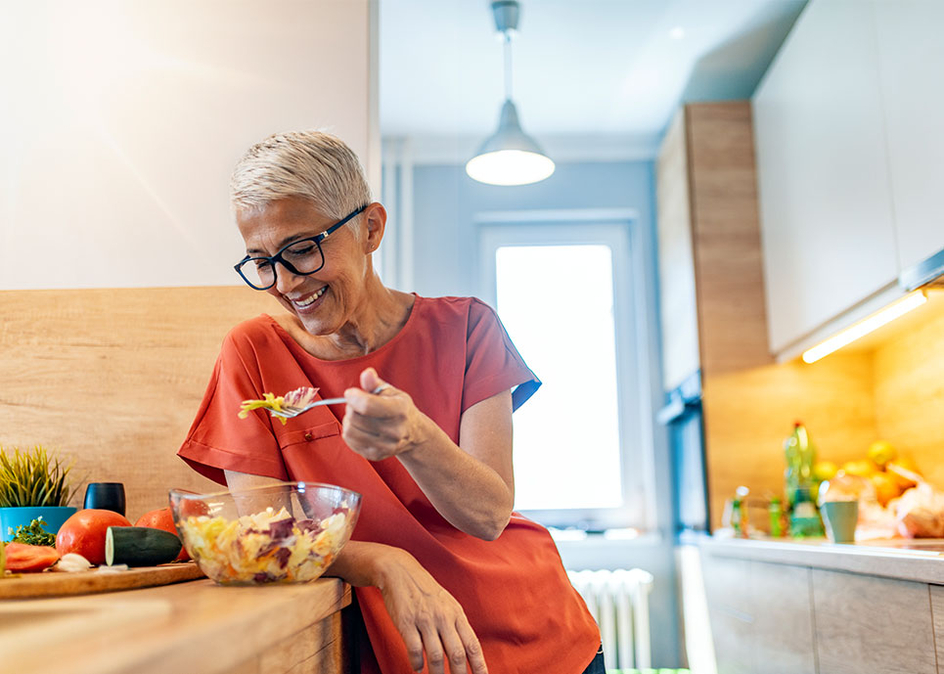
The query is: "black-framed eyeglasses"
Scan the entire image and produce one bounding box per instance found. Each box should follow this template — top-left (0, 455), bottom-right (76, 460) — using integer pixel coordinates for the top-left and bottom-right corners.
top-left (234, 204), bottom-right (368, 290)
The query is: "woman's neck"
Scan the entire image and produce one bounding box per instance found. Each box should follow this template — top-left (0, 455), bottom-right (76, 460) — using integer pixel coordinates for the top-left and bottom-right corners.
top-left (277, 275), bottom-right (415, 361)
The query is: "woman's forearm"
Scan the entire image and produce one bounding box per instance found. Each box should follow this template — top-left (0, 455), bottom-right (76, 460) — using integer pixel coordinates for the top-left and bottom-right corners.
top-left (398, 416), bottom-right (514, 540)
top-left (342, 373), bottom-right (516, 540)
top-left (326, 539), bottom-right (405, 587)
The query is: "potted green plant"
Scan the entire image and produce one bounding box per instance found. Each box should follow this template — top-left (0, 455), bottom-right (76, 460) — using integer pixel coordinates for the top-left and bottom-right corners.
top-left (0, 445), bottom-right (77, 542)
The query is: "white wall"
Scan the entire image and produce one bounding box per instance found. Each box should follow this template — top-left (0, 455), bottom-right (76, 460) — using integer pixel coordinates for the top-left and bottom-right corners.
top-left (1, 0), bottom-right (377, 290)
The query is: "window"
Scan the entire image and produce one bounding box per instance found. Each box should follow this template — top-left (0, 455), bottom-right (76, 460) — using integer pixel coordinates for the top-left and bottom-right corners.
top-left (478, 212), bottom-right (654, 530)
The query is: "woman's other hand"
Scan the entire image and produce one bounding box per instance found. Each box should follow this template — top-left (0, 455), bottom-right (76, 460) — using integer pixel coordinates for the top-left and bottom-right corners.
top-left (377, 547), bottom-right (488, 674)
top-left (342, 367), bottom-right (430, 461)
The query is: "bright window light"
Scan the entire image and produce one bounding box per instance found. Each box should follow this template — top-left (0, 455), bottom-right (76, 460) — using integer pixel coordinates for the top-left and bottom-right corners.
top-left (495, 244), bottom-right (623, 510)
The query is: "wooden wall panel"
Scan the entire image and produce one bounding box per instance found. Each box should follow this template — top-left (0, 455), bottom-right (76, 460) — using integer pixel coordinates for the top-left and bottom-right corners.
top-left (0, 287), bottom-right (279, 520)
top-left (873, 291), bottom-right (944, 490)
top-left (704, 352), bottom-right (876, 530)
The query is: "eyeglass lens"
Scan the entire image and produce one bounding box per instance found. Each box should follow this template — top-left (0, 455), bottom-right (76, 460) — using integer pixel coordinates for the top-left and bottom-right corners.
top-left (239, 239), bottom-right (325, 289)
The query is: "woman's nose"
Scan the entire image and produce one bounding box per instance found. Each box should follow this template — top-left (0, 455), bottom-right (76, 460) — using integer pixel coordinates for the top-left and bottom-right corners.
top-left (272, 262), bottom-right (305, 295)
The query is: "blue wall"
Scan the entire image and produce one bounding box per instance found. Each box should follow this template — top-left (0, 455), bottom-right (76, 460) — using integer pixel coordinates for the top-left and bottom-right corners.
top-left (410, 160), bottom-right (657, 298)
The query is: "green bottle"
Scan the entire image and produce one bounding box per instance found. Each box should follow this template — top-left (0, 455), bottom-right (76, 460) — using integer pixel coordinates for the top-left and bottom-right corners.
top-left (768, 497), bottom-right (783, 537)
top-left (784, 422), bottom-right (824, 537)
top-left (784, 421), bottom-right (816, 509)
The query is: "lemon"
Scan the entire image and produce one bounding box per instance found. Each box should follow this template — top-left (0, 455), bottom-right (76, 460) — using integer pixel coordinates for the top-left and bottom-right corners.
top-left (867, 440), bottom-right (897, 468)
top-left (813, 460), bottom-right (839, 483)
top-left (841, 459), bottom-right (878, 478)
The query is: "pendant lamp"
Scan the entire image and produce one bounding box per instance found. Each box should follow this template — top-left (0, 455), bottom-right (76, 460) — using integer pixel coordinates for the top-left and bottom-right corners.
top-left (465, 0), bottom-right (555, 186)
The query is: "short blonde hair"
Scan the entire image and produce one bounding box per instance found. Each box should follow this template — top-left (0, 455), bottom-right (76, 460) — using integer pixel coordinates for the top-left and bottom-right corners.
top-left (230, 131), bottom-right (372, 225)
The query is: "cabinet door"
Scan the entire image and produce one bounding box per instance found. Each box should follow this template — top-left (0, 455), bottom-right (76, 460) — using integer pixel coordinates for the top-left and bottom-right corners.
top-left (753, 0), bottom-right (898, 354)
top-left (749, 562), bottom-right (816, 674)
top-left (701, 554), bottom-right (754, 674)
top-left (874, 0), bottom-right (944, 271)
top-left (812, 569), bottom-right (936, 674)
top-left (657, 110), bottom-right (700, 391)
top-left (931, 584), bottom-right (944, 669)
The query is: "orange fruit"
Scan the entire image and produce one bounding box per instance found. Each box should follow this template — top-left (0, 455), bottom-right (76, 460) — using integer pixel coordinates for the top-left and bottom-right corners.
top-left (886, 456), bottom-right (921, 489)
top-left (869, 472), bottom-right (901, 507)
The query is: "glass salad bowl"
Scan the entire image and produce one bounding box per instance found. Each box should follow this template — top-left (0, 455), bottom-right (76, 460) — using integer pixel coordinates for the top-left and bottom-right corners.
top-left (168, 482), bottom-right (361, 585)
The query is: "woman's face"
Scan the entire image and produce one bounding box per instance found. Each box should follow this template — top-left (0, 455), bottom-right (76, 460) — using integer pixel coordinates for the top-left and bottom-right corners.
top-left (236, 197), bottom-right (377, 336)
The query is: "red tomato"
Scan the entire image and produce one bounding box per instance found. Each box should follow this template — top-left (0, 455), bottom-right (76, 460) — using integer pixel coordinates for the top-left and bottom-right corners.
top-left (135, 507), bottom-right (189, 561)
top-left (56, 509), bottom-right (131, 565)
top-left (4, 542), bottom-right (59, 572)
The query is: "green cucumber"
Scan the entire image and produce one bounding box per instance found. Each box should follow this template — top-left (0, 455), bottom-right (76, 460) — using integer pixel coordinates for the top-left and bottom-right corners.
top-left (105, 526), bottom-right (182, 567)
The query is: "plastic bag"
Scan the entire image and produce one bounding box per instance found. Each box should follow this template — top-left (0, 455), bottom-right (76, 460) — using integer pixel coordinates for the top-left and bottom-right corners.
top-left (894, 483), bottom-right (944, 538)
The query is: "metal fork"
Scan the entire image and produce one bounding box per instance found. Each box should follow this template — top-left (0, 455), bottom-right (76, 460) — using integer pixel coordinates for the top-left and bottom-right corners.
top-left (268, 383), bottom-right (389, 419)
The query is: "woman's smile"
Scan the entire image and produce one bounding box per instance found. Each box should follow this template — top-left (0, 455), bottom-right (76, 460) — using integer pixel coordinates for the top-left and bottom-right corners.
top-left (288, 285), bottom-right (329, 311)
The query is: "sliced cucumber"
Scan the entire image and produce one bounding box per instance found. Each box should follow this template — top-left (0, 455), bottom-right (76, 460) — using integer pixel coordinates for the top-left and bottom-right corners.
top-left (105, 526), bottom-right (182, 567)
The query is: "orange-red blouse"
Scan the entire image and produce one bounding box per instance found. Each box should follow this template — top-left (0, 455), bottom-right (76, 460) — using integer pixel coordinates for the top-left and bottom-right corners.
top-left (178, 295), bottom-right (600, 674)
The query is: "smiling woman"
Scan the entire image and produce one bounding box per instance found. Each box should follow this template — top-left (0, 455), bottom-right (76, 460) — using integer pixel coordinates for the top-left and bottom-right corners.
top-left (176, 131), bottom-right (604, 674)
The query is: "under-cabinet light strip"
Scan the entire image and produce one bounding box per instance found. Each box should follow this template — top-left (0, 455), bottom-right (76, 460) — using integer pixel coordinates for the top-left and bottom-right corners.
top-left (801, 290), bottom-right (928, 364)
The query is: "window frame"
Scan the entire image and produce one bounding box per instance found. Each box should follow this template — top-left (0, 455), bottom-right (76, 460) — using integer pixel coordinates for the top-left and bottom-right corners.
top-left (475, 208), bottom-right (659, 531)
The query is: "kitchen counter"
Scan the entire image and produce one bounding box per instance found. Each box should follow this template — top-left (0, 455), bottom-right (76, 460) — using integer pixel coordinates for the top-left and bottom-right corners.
top-left (688, 533), bottom-right (944, 673)
top-left (0, 576), bottom-right (352, 674)
top-left (692, 533), bottom-right (944, 585)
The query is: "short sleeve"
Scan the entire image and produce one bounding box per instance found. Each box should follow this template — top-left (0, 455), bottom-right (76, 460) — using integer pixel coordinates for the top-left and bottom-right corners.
top-left (462, 299), bottom-right (541, 413)
top-left (177, 330), bottom-right (289, 485)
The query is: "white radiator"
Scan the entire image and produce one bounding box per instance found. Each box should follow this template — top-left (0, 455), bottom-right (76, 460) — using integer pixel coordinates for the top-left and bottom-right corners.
top-left (567, 568), bottom-right (654, 671)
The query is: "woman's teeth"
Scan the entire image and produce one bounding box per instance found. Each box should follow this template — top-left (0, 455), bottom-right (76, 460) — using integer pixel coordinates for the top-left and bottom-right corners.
top-left (294, 286), bottom-right (327, 307)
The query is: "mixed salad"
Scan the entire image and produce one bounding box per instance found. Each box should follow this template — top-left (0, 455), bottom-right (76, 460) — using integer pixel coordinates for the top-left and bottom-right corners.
top-left (177, 504), bottom-right (352, 584)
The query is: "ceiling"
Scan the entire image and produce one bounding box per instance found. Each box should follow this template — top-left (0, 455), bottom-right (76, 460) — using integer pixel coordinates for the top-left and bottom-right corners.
top-left (379, 0), bottom-right (807, 162)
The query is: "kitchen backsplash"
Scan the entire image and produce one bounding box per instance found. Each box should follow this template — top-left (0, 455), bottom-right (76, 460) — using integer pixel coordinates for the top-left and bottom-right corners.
top-left (704, 291), bottom-right (944, 530)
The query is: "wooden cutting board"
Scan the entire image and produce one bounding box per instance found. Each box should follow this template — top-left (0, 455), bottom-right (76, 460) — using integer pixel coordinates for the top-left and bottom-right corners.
top-left (0, 562), bottom-right (205, 599)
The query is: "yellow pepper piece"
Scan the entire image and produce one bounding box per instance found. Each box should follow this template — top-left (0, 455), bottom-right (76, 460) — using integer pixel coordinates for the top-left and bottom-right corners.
top-left (238, 392), bottom-right (288, 424)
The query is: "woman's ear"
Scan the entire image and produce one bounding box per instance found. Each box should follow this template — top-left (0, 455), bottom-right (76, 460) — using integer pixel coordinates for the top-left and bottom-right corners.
top-left (363, 202), bottom-right (387, 253)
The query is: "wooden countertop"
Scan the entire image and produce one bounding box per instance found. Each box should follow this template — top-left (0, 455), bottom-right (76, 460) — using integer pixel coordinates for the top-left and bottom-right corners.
top-left (690, 533), bottom-right (944, 584)
top-left (0, 577), bottom-right (351, 674)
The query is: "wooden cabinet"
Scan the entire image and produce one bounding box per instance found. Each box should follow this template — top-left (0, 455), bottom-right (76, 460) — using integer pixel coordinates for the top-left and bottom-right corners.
top-left (751, 563), bottom-right (816, 674)
top-left (931, 585), bottom-right (944, 669)
top-left (701, 553), bottom-right (816, 674)
top-left (656, 102), bottom-right (771, 390)
top-left (873, 0), bottom-right (944, 272)
top-left (702, 555), bottom-right (754, 674)
top-left (811, 569), bottom-right (937, 674)
top-left (752, 0), bottom-right (899, 355)
top-left (699, 541), bottom-right (944, 674)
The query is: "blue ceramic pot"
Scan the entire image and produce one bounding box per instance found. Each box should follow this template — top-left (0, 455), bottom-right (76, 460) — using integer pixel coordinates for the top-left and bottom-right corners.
top-left (0, 506), bottom-right (78, 542)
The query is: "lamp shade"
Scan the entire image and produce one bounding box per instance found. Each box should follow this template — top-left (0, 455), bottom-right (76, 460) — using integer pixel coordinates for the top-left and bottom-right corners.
top-left (466, 99), bottom-right (555, 186)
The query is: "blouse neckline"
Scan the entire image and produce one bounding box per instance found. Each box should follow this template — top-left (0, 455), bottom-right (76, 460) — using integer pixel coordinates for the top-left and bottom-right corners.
top-left (263, 293), bottom-right (422, 365)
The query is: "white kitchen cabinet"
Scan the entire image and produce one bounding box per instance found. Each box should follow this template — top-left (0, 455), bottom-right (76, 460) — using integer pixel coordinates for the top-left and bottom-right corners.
top-left (874, 0), bottom-right (944, 272)
top-left (656, 112), bottom-right (700, 391)
top-left (753, 0), bottom-right (899, 355)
